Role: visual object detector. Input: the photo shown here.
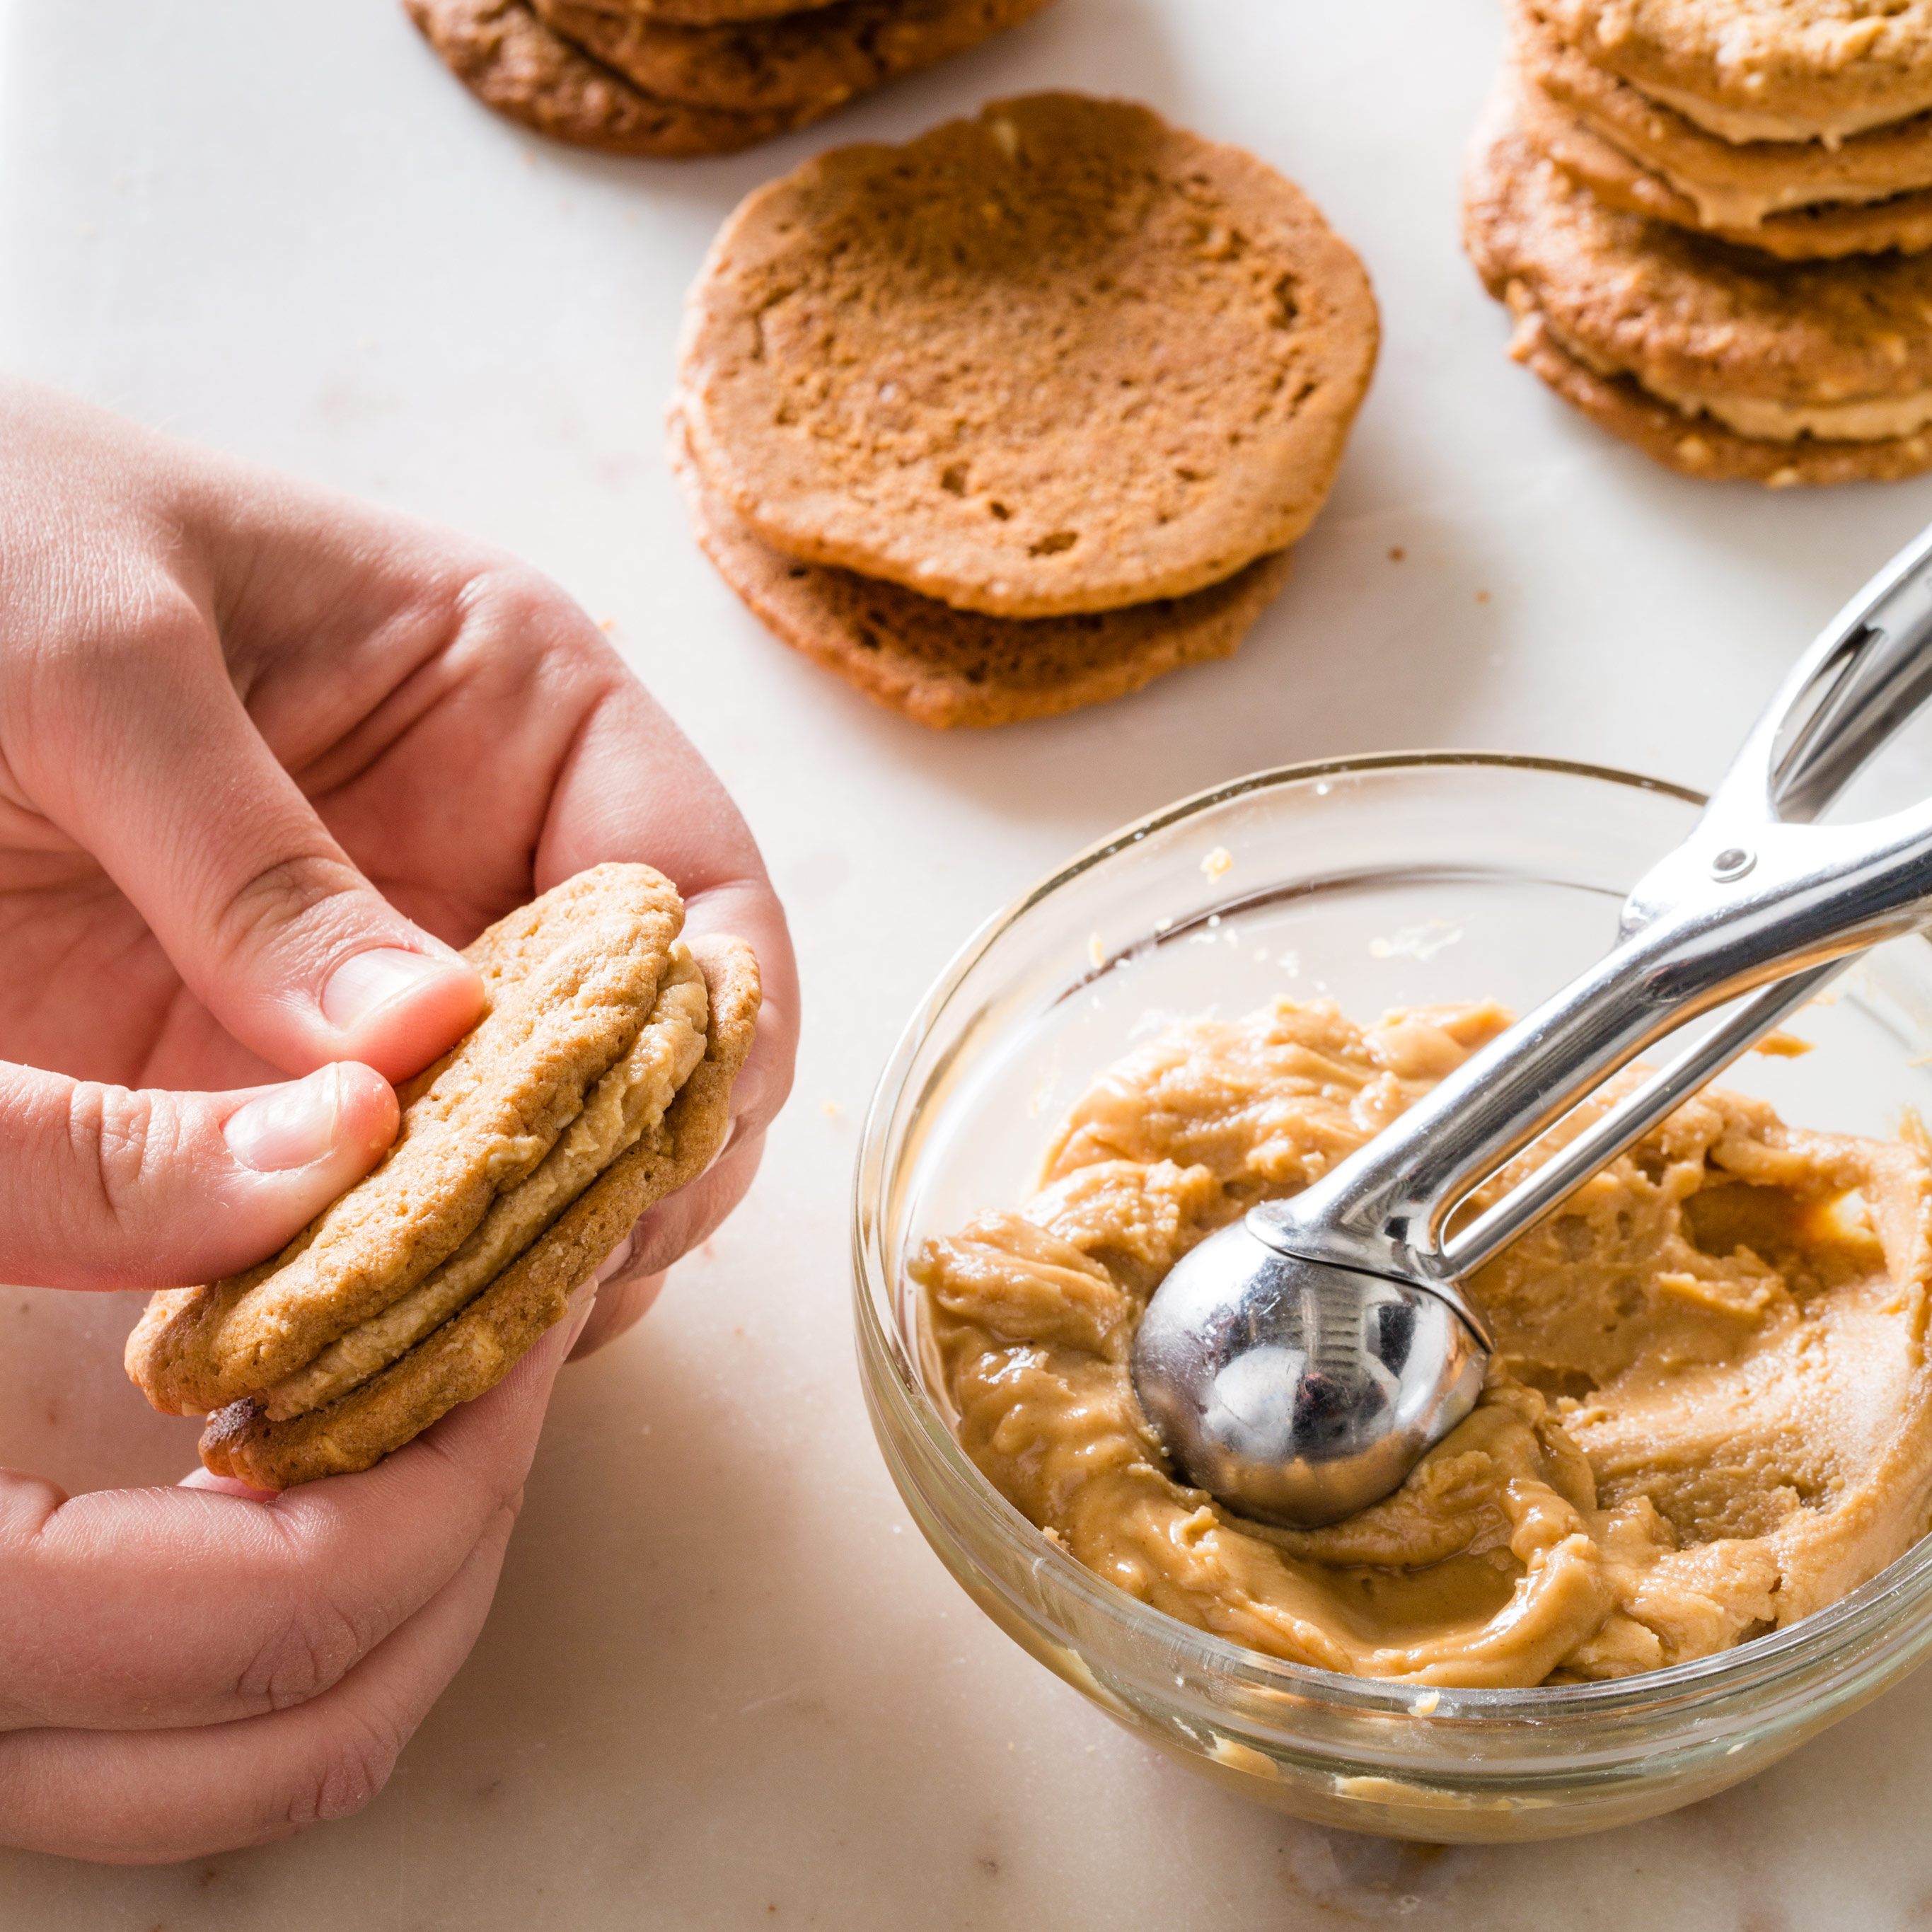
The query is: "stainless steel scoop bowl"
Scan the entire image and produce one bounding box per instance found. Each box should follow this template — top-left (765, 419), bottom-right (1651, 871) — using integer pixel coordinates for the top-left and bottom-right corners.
top-left (1134, 521), bottom-right (1932, 1529)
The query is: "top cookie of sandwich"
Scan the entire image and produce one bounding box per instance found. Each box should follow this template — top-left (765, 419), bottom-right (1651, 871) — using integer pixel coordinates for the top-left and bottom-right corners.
top-left (676, 93), bottom-right (1377, 618)
top-left (127, 864), bottom-right (688, 1417)
top-left (1539, 0), bottom-right (1932, 143)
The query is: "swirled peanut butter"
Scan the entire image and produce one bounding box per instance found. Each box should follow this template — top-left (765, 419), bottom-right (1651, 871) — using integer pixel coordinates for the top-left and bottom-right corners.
top-left (915, 998), bottom-right (1932, 1687)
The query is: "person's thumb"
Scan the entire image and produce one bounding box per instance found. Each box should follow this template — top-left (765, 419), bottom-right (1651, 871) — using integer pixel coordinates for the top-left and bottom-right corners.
top-left (0, 1060), bottom-right (398, 1292)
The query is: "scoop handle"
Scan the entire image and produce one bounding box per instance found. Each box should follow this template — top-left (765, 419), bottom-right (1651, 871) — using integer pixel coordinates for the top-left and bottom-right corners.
top-left (1251, 520), bottom-right (1932, 1311)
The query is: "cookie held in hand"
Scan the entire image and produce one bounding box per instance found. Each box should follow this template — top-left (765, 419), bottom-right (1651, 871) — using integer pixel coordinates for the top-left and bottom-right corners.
top-left (126, 864), bottom-right (760, 1488)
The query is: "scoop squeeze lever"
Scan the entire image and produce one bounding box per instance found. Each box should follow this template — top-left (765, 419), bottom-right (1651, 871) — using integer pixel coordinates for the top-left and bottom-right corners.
top-left (1133, 520), bottom-right (1932, 1528)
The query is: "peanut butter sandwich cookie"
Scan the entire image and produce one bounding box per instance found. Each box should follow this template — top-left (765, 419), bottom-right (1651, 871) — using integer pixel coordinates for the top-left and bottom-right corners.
top-left (676, 93), bottom-right (1377, 619)
top-left (1514, 4), bottom-right (1932, 257)
top-left (617, 0), bottom-right (840, 23)
top-left (672, 412), bottom-right (1292, 727)
top-left (407, 0), bottom-right (1053, 156)
top-left (405, 0), bottom-right (811, 154)
top-left (1465, 103), bottom-right (1932, 484)
top-left (1537, 0), bottom-right (1932, 144)
top-left (529, 0), bottom-right (1054, 116)
top-left (127, 864), bottom-right (760, 1488)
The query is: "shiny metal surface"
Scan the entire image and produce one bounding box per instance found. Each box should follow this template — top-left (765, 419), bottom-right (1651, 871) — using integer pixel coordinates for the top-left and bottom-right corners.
top-left (1135, 519), bottom-right (1932, 1528)
top-left (1133, 1235), bottom-right (1488, 1527)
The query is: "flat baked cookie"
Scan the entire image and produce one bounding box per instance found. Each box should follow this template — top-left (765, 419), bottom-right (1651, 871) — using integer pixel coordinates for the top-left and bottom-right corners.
top-left (531, 0), bottom-right (1054, 115)
top-left (676, 93), bottom-right (1377, 618)
top-left (127, 865), bottom-right (760, 1488)
top-left (1537, 0), bottom-right (1932, 144)
top-left (1466, 103), bottom-right (1932, 479)
top-left (1512, 62), bottom-right (1932, 258)
top-left (672, 414), bottom-right (1292, 727)
top-left (403, 0), bottom-right (817, 155)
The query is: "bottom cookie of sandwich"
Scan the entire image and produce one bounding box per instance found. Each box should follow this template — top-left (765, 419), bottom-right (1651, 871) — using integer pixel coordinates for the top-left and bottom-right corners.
top-left (1505, 301), bottom-right (1932, 487)
top-left (673, 417), bottom-right (1292, 727)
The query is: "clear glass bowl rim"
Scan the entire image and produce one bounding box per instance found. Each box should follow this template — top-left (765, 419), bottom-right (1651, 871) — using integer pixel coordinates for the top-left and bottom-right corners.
top-left (852, 750), bottom-right (1932, 1728)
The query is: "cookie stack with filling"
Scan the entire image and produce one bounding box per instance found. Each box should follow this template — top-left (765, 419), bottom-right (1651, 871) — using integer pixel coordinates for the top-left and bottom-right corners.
top-left (126, 864), bottom-right (760, 1488)
top-left (1466, 1), bottom-right (1932, 485)
top-left (402, 0), bottom-right (1058, 158)
top-left (671, 93), bottom-right (1379, 727)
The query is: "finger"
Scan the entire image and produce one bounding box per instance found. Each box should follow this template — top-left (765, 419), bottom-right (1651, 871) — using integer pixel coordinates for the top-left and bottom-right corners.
top-left (0, 1503), bottom-right (516, 1864)
top-left (565, 1233), bottom-right (651, 1360)
top-left (681, 879), bottom-right (795, 1145)
top-left (0, 1059), bottom-right (397, 1290)
top-left (568, 1272), bottom-right (667, 1361)
top-left (0, 1295), bottom-right (579, 1732)
top-left (8, 557), bottom-right (482, 1082)
top-left (627, 1129), bottom-right (766, 1282)
top-left (565, 1132), bottom-right (765, 1363)
top-left (526, 672), bottom-right (799, 1149)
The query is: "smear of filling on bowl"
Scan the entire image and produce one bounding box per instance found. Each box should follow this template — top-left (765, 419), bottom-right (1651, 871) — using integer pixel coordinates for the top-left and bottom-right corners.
top-left (914, 998), bottom-right (1932, 1687)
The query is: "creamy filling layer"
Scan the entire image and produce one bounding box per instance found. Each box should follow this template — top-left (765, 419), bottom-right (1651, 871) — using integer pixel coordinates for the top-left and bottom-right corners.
top-left (1604, 125), bottom-right (1931, 227)
top-left (262, 944), bottom-right (710, 1420)
top-left (1531, 44), bottom-right (1932, 226)
top-left (1636, 74), bottom-right (1932, 147)
top-left (1537, 307), bottom-right (1932, 442)
top-left (1658, 381), bottom-right (1932, 439)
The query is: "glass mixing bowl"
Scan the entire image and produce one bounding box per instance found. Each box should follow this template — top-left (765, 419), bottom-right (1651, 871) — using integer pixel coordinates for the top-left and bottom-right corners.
top-left (853, 755), bottom-right (1932, 1843)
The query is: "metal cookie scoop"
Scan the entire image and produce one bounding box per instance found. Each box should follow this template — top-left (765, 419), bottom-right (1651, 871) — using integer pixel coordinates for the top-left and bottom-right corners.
top-left (1134, 521), bottom-right (1932, 1529)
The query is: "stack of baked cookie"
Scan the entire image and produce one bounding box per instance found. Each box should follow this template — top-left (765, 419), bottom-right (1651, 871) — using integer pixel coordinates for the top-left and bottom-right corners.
top-left (672, 93), bottom-right (1379, 727)
top-left (404, 0), bottom-right (1055, 158)
top-left (1466, 0), bottom-right (1932, 485)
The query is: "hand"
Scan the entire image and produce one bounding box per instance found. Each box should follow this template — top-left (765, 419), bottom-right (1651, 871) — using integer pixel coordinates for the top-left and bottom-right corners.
top-left (0, 378), bottom-right (797, 1860)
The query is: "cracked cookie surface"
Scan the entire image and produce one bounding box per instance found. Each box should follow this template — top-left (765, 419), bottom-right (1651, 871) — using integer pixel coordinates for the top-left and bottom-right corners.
top-left (676, 93), bottom-right (1377, 618)
top-left (531, 0), bottom-right (1053, 113)
top-left (672, 409), bottom-right (1292, 727)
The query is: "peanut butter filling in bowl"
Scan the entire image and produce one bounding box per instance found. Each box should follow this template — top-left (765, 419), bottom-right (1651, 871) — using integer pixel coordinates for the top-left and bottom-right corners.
top-left (854, 756), bottom-right (1932, 1841)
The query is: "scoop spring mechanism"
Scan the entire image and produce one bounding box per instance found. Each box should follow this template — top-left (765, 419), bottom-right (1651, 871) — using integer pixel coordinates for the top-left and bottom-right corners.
top-left (1134, 521), bottom-right (1932, 1527)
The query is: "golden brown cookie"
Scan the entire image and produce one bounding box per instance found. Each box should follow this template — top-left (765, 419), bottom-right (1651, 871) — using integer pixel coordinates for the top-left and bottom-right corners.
top-left (1512, 59), bottom-right (1932, 259)
top-left (1517, 4), bottom-right (1932, 241)
top-left (676, 93), bottom-right (1377, 618)
top-left (1503, 304), bottom-right (1932, 482)
top-left (532, 0), bottom-right (1054, 115)
top-left (1465, 100), bottom-right (1932, 480)
top-left (1537, 0), bottom-right (1932, 144)
top-left (671, 413), bottom-right (1292, 727)
top-left (127, 867), bottom-right (760, 1486)
top-left (599, 0), bottom-right (838, 21)
top-left (403, 0), bottom-right (816, 156)
top-left (195, 937), bottom-right (760, 1490)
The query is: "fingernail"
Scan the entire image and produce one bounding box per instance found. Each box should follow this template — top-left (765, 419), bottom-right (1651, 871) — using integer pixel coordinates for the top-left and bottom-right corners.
top-left (225, 1065), bottom-right (343, 1173)
top-left (322, 947), bottom-right (451, 1029)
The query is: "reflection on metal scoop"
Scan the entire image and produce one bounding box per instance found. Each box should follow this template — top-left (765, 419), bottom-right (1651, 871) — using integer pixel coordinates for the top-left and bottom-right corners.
top-left (1134, 520), bottom-right (1932, 1527)
top-left (1135, 1244), bottom-right (1486, 1529)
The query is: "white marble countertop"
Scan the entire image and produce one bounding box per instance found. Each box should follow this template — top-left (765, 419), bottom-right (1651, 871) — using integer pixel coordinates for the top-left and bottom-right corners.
top-left (6, 0), bottom-right (1932, 1922)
